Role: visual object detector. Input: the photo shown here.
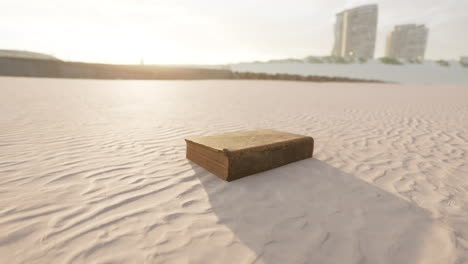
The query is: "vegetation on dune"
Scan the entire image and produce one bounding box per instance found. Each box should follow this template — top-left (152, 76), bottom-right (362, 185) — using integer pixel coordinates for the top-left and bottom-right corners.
top-left (379, 57), bottom-right (403, 65)
top-left (250, 55), bottom-right (463, 68)
top-left (309, 56), bottom-right (366, 64)
top-left (321, 56), bottom-right (350, 64)
top-left (232, 71), bottom-right (383, 83)
top-left (406, 58), bottom-right (422, 64)
top-left (334, 56), bottom-right (349, 64)
top-left (266, 58), bottom-right (303, 63)
top-left (358, 57), bottom-right (368, 63)
top-left (304, 56), bottom-right (324, 64)
top-left (436, 60), bottom-right (450, 67)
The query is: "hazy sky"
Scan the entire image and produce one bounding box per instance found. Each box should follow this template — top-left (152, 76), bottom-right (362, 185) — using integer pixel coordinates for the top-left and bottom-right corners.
top-left (1, 0), bottom-right (467, 64)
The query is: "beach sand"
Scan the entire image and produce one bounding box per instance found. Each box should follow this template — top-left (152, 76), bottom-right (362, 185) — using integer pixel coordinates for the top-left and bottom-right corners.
top-left (0, 77), bottom-right (466, 263)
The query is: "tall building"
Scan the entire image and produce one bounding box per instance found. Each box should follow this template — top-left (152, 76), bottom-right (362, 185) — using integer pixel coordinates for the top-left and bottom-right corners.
top-left (332, 4), bottom-right (378, 59)
top-left (386, 24), bottom-right (429, 60)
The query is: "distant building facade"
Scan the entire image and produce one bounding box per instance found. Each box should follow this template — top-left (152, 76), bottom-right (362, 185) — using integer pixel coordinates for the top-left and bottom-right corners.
top-left (332, 4), bottom-right (378, 59)
top-left (386, 24), bottom-right (429, 60)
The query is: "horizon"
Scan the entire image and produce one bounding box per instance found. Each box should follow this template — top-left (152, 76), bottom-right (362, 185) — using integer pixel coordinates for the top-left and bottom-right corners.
top-left (2, 48), bottom-right (467, 66)
top-left (1, 0), bottom-right (467, 64)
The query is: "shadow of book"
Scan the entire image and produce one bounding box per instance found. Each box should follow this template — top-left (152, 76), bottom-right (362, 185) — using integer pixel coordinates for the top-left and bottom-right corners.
top-left (191, 158), bottom-right (447, 264)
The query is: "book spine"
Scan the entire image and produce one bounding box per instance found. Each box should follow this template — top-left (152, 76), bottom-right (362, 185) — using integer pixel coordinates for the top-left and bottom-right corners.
top-left (186, 142), bottom-right (229, 180)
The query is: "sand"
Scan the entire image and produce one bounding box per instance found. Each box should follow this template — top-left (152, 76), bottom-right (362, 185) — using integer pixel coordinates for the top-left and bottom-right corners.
top-left (0, 77), bottom-right (467, 264)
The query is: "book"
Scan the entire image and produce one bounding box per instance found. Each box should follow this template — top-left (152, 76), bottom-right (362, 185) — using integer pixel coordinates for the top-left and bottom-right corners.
top-left (185, 129), bottom-right (314, 181)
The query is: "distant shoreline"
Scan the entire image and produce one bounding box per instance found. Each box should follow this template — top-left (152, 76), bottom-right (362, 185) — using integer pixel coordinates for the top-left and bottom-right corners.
top-left (0, 57), bottom-right (383, 83)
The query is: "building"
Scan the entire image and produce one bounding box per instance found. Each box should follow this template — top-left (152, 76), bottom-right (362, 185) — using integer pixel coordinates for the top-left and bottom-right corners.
top-left (332, 4), bottom-right (378, 59)
top-left (385, 24), bottom-right (429, 60)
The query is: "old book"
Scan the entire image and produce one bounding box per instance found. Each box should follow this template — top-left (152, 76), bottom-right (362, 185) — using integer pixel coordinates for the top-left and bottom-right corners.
top-left (185, 129), bottom-right (314, 181)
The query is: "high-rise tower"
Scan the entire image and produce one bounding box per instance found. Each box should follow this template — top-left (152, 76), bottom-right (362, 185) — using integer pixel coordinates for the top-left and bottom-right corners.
top-left (386, 24), bottom-right (429, 60)
top-left (332, 4), bottom-right (378, 59)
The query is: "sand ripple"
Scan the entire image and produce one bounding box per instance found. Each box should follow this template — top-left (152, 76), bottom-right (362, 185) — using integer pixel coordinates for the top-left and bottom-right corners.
top-left (0, 77), bottom-right (467, 263)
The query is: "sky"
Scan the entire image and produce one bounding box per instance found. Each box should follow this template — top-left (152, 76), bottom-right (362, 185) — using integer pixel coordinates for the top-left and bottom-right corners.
top-left (1, 0), bottom-right (467, 64)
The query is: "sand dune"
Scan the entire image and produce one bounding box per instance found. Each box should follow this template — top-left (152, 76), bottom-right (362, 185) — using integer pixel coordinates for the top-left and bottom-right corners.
top-left (0, 77), bottom-right (467, 263)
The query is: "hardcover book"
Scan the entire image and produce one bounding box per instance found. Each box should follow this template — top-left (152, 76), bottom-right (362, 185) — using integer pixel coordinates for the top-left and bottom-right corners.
top-left (185, 129), bottom-right (314, 181)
